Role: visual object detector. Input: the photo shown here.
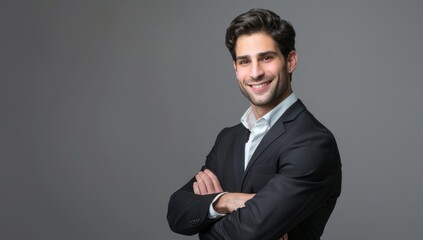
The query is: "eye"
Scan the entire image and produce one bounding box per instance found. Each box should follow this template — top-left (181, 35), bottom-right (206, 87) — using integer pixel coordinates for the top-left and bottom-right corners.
top-left (260, 55), bottom-right (273, 62)
top-left (237, 59), bottom-right (250, 66)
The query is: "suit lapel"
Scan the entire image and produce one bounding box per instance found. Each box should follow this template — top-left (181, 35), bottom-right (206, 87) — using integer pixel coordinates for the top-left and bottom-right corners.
top-left (232, 127), bottom-right (249, 191)
top-left (241, 100), bottom-right (307, 188)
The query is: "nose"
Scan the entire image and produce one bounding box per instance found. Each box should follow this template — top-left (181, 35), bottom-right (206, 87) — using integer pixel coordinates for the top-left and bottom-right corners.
top-left (250, 61), bottom-right (264, 80)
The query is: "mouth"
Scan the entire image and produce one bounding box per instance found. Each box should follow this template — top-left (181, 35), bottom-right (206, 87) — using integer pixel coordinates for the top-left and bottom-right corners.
top-left (249, 80), bottom-right (271, 92)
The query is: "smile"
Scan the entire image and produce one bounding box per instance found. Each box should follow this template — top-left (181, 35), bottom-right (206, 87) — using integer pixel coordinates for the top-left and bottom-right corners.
top-left (249, 81), bottom-right (271, 90)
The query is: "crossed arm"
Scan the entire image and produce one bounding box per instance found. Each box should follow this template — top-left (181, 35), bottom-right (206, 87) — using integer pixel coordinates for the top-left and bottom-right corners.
top-left (194, 169), bottom-right (288, 240)
top-left (168, 127), bottom-right (341, 239)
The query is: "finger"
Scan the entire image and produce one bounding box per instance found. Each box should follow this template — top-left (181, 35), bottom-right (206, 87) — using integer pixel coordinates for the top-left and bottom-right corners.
top-left (248, 193), bottom-right (256, 200)
top-left (203, 169), bottom-right (223, 192)
top-left (195, 173), bottom-right (207, 194)
top-left (193, 182), bottom-right (200, 195)
top-left (197, 171), bottom-right (216, 193)
top-left (279, 234), bottom-right (288, 240)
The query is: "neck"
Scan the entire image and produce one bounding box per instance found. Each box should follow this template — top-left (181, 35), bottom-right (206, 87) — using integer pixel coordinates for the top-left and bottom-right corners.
top-left (251, 105), bottom-right (273, 120)
top-left (251, 91), bottom-right (292, 119)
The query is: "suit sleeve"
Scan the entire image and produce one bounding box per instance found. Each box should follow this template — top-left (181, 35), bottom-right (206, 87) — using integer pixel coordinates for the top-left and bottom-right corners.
top-left (199, 130), bottom-right (342, 240)
top-left (166, 128), bottom-right (227, 235)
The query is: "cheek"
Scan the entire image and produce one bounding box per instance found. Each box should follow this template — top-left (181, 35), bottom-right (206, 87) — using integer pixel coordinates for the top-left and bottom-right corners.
top-left (235, 71), bottom-right (247, 83)
top-left (268, 66), bottom-right (283, 77)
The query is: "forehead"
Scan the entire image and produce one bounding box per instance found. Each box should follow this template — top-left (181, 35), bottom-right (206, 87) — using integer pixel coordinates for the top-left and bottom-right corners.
top-left (235, 32), bottom-right (280, 57)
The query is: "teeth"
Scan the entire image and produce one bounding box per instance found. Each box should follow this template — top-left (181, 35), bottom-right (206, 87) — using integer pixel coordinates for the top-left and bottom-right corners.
top-left (251, 82), bottom-right (270, 88)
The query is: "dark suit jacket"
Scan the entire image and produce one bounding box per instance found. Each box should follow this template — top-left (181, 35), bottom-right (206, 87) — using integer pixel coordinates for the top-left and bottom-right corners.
top-left (167, 100), bottom-right (342, 240)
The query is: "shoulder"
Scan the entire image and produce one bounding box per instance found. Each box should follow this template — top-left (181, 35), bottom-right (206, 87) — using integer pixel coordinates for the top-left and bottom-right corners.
top-left (283, 108), bottom-right (341, 168)
top-left (212, 123), bottom-right (248, 145)
top-left (218, 123), bottom-right (248, 138)
top-left (282, 100), bottom-right (335, 141)
top-left (294, 109), bottom-right (336, 141)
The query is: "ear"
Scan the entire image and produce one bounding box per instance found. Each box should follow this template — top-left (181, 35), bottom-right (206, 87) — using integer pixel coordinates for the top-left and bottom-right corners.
top-left (286, 51), bottom-right (298, 74)
top-left (233, 61), bottom-right (237, 72)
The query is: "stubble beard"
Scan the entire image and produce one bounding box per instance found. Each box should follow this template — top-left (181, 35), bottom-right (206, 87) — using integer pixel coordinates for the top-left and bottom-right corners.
top-left (239, 78), bottom-right (286, 108)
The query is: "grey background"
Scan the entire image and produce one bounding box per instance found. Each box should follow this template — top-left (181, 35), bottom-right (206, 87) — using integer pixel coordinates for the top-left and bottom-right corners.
top-left (1, 0), bottom-right (422, 239)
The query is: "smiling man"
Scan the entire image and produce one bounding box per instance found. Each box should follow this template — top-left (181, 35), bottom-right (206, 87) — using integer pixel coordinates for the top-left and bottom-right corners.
top-left (234, 32), bottom-right (294, 119)
top-left (167, 8), bottom-right (342, 240)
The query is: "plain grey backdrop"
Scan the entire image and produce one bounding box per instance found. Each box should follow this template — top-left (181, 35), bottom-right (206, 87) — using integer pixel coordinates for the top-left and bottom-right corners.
top-left (1, 0), bottom-right (422, 239)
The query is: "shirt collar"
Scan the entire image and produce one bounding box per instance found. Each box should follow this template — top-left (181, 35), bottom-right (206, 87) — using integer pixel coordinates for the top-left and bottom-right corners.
top-left (241, 92), bottom-right (298, 131)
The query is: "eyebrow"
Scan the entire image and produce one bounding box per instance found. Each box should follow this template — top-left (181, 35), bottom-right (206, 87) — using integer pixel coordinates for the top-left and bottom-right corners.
top-left (235, 51), bottom-right (278, 61)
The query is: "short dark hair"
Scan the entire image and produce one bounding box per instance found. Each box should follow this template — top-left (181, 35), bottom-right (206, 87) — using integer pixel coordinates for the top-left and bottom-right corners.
top-left (225, 8), bottom-right (296, 61)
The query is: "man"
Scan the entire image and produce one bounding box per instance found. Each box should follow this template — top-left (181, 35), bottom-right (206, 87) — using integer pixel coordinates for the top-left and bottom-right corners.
top-left (167, 8), bottom-right (342, 240)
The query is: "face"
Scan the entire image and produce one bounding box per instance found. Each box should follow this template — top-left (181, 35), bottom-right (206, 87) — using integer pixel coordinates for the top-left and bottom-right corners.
top-left (234, 32), bottom-right (297, 117)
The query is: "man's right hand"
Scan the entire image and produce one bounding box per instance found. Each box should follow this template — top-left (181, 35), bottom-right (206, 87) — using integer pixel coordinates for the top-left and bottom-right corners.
top-left (193, 169), bottom-right (223, 195)
top-left (193, 169), bottom-right (255, 214)
top-left (213, 192), bottom-right (256, 214)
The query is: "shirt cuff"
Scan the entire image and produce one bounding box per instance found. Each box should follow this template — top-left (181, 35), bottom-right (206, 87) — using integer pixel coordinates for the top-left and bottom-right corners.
top-left (207, 192), bottom-right (227, 219)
